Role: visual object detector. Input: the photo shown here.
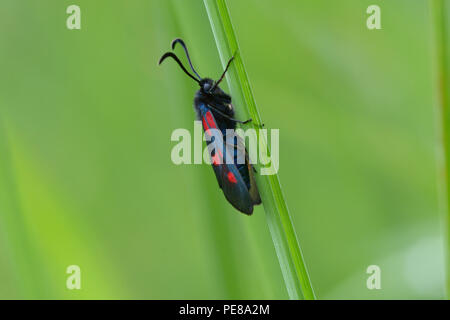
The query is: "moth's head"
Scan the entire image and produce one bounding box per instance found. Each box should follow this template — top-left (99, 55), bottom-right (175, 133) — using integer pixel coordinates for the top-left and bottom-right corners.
top-left (199, 78), bottom-right (215, 94)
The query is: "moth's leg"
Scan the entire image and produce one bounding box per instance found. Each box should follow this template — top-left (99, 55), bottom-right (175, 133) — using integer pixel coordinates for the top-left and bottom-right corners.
top-left (212, 56), bottom-right (235, 90)
top-left (207, 103), bottom-right (252, 125)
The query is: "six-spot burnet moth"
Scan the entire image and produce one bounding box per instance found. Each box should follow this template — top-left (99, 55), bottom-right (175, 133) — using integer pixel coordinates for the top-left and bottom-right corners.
top-left (159, 39), bottom-right (261, 215)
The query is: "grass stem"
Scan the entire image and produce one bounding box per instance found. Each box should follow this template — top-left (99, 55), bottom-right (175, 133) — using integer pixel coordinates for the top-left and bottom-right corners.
top-left (430, 0), bottom-right (449, 298)
top-left (203, 0), bottom-right (316, 300)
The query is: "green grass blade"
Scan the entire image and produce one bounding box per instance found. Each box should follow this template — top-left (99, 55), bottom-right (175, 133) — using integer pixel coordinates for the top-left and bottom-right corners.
top-left (431, 0), bottom-right (449, 298)
top-left (203, 0), bottom-right (315, 300)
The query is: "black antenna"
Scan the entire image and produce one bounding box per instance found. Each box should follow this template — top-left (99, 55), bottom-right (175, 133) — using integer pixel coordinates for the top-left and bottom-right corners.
top-left (212, 56), bottom-right (234, 91)
top-left (159, 52), bottom-right (200, 84)
top-left (171, 38), bottom-right (202, 80)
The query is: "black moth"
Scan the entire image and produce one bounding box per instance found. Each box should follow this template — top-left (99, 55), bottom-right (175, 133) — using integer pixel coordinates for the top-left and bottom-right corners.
top-left (159, 39), bottom-right (261, 215)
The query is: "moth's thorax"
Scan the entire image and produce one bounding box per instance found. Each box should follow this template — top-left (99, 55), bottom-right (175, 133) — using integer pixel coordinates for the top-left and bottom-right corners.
top-left (194, 89), bottom-right (233, 114)
top-left (194, 83), bottom-right (235, 132)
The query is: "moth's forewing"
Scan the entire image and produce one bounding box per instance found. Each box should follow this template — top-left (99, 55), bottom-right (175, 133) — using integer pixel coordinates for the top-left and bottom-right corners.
top-left (199, 102), bottom-right (255, 214)
top-left (225, 131), bottom-right (261, 206)
top-left (247, 162), bottom-right (261, 205)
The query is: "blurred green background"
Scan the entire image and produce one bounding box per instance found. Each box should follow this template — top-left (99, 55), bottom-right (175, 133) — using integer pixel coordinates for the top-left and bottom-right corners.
top-left (0, 0), bottom-right (447, 299)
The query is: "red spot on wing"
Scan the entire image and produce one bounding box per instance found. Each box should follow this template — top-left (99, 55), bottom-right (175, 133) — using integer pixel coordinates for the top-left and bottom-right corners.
top-left (203, 110), bottom-right (224, 165)
top-left (212, 153), bottom-right (221, 166)
top-left (227, 171), bottom-right (237, 184)
top-left (202, 111), bottom-right (217, 135)
top-left (202, 116), bottom-right (208, 131)
top-left (216, 149), bottom-right (224, 164)
top-left (205, 111), bottom-right (217, 129)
